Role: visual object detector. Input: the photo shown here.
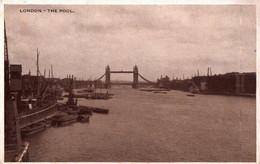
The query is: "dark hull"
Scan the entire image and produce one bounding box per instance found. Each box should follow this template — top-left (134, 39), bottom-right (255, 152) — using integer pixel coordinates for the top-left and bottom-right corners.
top-left (153, 91), bottom-right (167, 94)
top-left (21, 126), bottom-right (45, 136)
top-left (56, 115), bottom-right (78, 126)
top-left (57, 119), bottom-right (77, 126)
top-left (19, 102), bottom-right (58, 129)
top-left (77, 115), bottom-right (90, 122)
top-left (79, 105), bottom-right (109, 114)
top-left (78, 106), bottom-right (93, 115)
top-left (63, 93), bottom-right (113, 100)
top-left (93, 108), bottom-right (109, 114)
top-left (21, 122), bottom-right (46, 136)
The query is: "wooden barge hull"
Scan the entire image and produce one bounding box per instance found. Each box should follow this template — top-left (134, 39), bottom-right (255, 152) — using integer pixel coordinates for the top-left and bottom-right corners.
top-left (57, 119), bottom-right (77, 126)
top-left (57, 115), bottom-right (78, 126)
top-left (21, 123), bottom-right (46, 136)
top-left (19, 103), bottom-right (58, 129)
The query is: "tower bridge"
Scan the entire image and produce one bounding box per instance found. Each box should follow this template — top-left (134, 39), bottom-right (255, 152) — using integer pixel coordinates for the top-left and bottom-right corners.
top-left (96, 65), bottom-right (155, 88)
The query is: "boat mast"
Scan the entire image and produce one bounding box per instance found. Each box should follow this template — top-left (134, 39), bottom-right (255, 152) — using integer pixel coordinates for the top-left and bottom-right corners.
top-left (51, 64), bottom-right (53, 78)
top-left (4, 20), bottom-right (10, 98)
top-left (48, 69), bottom-right (51, 86)
top-left (37, 48), bottom-right (40, 97)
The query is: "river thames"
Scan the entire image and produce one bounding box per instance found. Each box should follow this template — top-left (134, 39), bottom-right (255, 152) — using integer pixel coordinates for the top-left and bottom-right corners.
top-left (25, 87), bottom-right (256, 162)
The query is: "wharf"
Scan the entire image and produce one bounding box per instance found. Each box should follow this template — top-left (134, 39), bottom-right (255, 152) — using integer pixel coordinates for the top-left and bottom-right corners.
top-left (200, 92), bottom-right (256, 97)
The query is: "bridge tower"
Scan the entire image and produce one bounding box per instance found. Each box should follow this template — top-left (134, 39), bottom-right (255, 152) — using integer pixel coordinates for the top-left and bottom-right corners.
top-left (133, 65), bottom-right (139, 88)
top-left (105, 65), bottom-right (111, 88)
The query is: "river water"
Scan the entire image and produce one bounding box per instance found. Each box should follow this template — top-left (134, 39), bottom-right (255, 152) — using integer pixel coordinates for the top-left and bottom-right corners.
top-left (25, 87), bottom-right (256, 162)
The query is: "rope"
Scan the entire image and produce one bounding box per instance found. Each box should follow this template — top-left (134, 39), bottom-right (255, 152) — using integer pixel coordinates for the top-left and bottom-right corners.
top-left (17, 142), bottom-right (29, 162)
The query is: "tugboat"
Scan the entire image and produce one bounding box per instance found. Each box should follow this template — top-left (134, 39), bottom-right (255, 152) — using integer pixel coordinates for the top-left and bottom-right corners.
top-left (53, 78), bottom-right (79, 126)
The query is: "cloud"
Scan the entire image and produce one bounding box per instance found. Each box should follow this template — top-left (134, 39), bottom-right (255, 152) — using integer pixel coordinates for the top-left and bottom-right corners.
top-left (4, 5), bottom-right (256, 81)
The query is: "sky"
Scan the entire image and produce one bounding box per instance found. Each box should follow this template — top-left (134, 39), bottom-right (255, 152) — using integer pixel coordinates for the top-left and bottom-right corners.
top-left (5, 5), bottom-right (256, 81)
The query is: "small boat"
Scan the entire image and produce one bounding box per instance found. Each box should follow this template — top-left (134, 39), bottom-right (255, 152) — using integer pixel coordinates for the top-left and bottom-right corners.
top-left (153, 91), bottom-right (167, 94)
top-left (51, 112), bottom-right (68, 126)
top-left (186, 94), bottom-right (195, 97)
top-left (56, 115), bottom-right (78, 126)
top-left (21, 121), bottom-right (46, 136)
top-left (63, 93), bottom-right (113, 100)
top-left (190, 86), bottom-right (199, 94)
top-left (78, 105), bottom-right (109, 114)
top-left (140, 88), bottom-right (170, 92)
top-left (77, 114), bottom-right (90, 122)
top-left (93, 107), bottom-right (109, 114)
top-left (78, 105), bottom-right (93, 115)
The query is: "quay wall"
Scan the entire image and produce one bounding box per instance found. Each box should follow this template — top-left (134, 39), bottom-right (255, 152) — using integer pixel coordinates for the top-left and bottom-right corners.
top-left (157, 72), bottom-right (256, 96)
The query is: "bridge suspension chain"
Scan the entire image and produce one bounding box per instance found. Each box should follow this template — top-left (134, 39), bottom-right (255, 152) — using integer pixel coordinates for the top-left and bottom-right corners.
top-left (96, 73), bottom-right (105, 81)
top-left (138, 73), bottom-right (155, 84)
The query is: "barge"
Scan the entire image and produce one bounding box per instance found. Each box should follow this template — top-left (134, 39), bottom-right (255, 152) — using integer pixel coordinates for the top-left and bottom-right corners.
top-left (21, 121), bottom-right (46, 137)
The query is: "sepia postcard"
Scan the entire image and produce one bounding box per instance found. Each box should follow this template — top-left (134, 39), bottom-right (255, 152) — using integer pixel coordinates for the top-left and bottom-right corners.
top-left (1, 0), bottom-right (259, 163)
